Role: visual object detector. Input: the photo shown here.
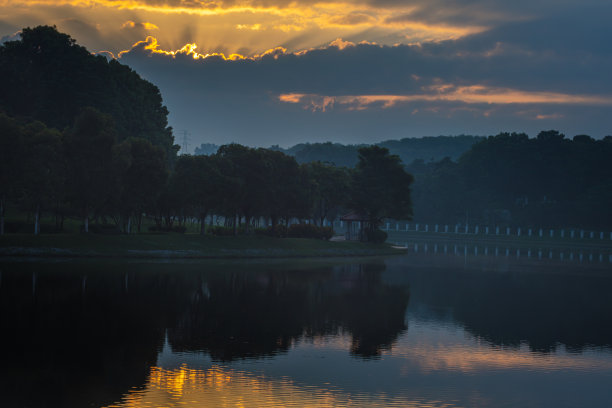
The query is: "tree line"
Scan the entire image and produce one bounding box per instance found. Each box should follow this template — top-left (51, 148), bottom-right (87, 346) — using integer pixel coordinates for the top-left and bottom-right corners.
top-left (407, 131), bottom-right (612, 229)
top-left (0, 26), bottom-right (413, 240)
top-left (0, 110), bottom-right (413, 238)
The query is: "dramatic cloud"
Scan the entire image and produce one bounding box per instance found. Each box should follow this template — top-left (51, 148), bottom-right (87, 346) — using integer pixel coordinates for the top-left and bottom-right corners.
top-left (2, 0), bottom-right (611, 148)
top-left (0, 0), bottom-right (500, 55)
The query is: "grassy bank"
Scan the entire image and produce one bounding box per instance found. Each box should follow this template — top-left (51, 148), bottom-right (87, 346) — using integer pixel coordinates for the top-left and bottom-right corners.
top-left (0, 233), bottom-right (406, 259)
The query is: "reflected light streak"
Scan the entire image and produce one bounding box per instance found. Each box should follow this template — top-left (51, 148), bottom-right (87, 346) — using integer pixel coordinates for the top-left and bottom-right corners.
top-left (389, 343), bottom-right (612, 373)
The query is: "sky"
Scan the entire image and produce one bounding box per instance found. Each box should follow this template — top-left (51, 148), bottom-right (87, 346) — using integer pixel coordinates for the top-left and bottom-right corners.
top-left (1, 1), bottom-right (612, 150)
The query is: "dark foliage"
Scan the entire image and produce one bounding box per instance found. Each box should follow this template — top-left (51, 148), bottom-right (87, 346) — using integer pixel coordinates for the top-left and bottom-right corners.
top-left (350, 146), bottom-right (414, 235)
top-left (365, 229), bottom-right (388, 244)
top-left (407, 131), bottom-right (612, 229)
top-left (208, 226), bottom-right (241, 236)
top-left (148, 225), bottom-right (187, 233)
top-left (86, 224), bottom-right (122, 234)
top-left (0, 25), bottom-right (178, 160)
top-left (255, 225), bottom-right (288, 238)
top-left (286, 224), bottom-right (334, 240)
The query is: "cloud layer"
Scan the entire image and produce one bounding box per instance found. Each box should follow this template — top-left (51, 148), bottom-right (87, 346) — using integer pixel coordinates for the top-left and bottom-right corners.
top-left (2, 0), bottom-right (611, 148)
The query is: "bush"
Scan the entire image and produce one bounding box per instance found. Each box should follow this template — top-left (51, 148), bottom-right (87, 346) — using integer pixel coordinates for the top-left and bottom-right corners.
top-left (147, 225), bottom-right (186, 233)
top-left (365, 228), bottom-right (387, 243)
top-left (5, 221), bottom-right (59, 234)
top-left (4, 221), bottom-right (31, 233)
top-left (287, 223), bottom-right (333, 240)
top-left (86, 223), bottom-right (121, 234)
top-left (208, 225), bottom-right (237, 236)
top-left (255, 225), bottom-right (288, 238)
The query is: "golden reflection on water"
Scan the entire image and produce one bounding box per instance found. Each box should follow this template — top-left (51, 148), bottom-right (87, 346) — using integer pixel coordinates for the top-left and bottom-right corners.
top-left (105, 364), bottom-right (455, 408)
top-left (103, 330), bottom-right (612, 408)
top-left (391, 342), bottom-right (612, 373)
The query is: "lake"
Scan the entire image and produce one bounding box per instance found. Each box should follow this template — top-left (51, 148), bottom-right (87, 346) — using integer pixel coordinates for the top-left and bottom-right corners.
top-left (1, 249), bottom-right (611, 407)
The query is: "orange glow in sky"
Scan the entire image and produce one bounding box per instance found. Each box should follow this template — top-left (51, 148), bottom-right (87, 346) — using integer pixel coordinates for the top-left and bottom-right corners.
top-left (278, 88), bottom-right (612, 112)
top-left (4, 0), bottom-right (611, 143)
top-left (1, 0), bottom-right (490, 56)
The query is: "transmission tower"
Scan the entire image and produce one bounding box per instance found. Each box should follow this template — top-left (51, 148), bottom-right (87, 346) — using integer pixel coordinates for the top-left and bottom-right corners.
top-left (179, 130), bottom-right (190, 155)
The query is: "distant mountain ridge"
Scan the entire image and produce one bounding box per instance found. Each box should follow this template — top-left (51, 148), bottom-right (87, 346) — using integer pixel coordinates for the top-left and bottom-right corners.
top-left (194, 135), bottom-right (485, 167)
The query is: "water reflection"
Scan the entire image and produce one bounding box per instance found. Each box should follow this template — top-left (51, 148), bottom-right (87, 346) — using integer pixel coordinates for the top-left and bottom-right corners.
top-left (385, 253), bottom-right (612, 354)
top-left (0, 260), bottom-right (409, 407)
top-left (166, 262), bottom-right (409, 360)
top-left (1, 256), bottom-right (612, 408)
top-left (394, 240), bottom-right (612, 265)
top-left (105, 364), bottom-right (460, 408)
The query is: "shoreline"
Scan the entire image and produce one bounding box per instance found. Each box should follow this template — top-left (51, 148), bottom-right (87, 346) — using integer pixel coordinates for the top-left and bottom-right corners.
top-left (0, 233), bottom-right (407, 260)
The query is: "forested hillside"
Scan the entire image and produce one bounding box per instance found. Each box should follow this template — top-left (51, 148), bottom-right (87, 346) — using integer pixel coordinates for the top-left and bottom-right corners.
top-left (0, 26), bottom-right (178, 159)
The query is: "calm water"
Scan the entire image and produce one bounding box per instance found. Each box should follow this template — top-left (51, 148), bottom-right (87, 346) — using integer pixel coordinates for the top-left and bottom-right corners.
top-left (1, 250), bottom-right (612, 407)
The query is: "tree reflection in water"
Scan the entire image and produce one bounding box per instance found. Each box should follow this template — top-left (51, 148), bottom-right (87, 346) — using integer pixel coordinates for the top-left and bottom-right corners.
top-left (0, 260), bottom-right (409, 407)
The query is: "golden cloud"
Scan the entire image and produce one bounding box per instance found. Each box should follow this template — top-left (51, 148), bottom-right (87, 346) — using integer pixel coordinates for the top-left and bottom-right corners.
top-left (4, 0), bottom-right (488, 47)
top-left (122, 20), bottom-right (159, 30)
top-left (118, 36), bottom-right (249, 59)
top-left (279, 86), bottom-right (612, 112)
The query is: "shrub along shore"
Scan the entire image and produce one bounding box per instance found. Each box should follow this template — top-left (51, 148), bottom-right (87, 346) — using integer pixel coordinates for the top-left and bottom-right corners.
top-left (0, 233), bottom-right (406, 259)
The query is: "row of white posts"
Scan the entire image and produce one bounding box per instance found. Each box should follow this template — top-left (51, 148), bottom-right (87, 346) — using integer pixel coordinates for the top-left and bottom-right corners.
top-left (392, 242), bottom-right (612, 263)
top-left (380, 223), bottom-right (612, 240)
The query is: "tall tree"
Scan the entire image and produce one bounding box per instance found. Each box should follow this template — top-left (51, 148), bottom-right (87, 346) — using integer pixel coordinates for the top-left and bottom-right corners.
top-left (0, 113), bottom-right (23, 235)
top-left (350, 146), bottom-right (413, 238)
top-left (172, 154), bottom-right (221, 234)
top-left (19, 121), bottom-right (64, 234)
top-left (215, 144), bottom-right (267, 234)
top-left (303, 161), bottom-right (351, 226)
top-left (259, 149), bottom-right (303, 226)
top-left (64, 108), bottom-right (116, 233)
top-left (112, 138), bottom-right (168, 233)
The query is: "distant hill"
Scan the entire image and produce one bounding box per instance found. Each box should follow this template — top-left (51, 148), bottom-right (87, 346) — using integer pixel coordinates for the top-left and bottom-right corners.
top-left (195, 135), bottom-right (484, 167)
top-left (378, 136), bottom-right (484, 165)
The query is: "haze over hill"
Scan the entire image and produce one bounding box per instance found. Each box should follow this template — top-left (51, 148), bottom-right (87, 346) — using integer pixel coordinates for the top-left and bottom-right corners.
top-left (195, 136), bottom-right (484, 168)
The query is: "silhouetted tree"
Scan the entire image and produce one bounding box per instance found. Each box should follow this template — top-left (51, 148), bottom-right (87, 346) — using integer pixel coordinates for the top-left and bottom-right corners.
top-left (303, 161), bottom-right (351, 225)
top-left (350, 146), bottom-right (413, 238)
top-left (112, 138), bottom-right (168, 233)
top-left (0, 25), bottom-right (178, 161)
top-left (259, 149), bottom-right (303, 226)
top-left (0, 113), bottom-right (24, 235)
top-left (215, 144), bottom-right (268, 234)
top-left (64, 108), bottom-right (116, 232)
top-left (19, 121), bottom-right (64, 234)
top-left (171, 154), bottom-right (221, 234)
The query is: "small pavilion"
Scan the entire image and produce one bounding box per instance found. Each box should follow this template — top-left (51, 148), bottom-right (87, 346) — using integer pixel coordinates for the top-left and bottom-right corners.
top-left (340, 211), bottom-right (370, 241)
